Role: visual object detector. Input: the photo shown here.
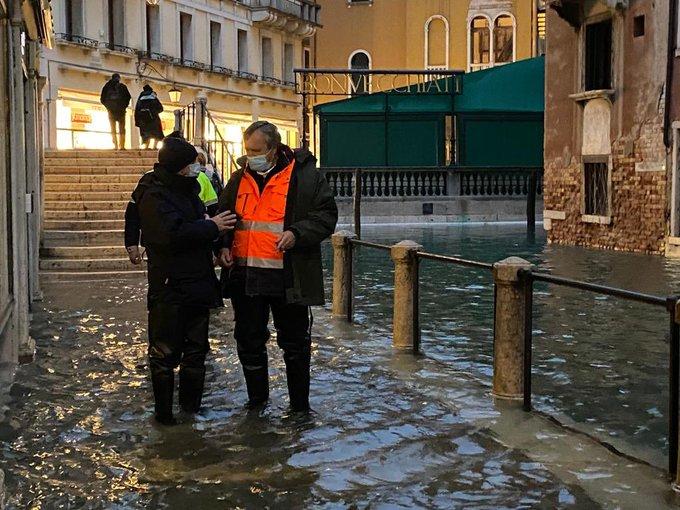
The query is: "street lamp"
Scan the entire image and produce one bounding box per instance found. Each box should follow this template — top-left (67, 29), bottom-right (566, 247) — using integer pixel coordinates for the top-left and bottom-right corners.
top-left (146, 0), bottom-right (160, 5)
top-left (168, 86), bottom-right (182, 103)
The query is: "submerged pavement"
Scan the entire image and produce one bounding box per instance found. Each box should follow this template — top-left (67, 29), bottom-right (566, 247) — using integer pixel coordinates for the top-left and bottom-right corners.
top-left (1, 275), bottom-right (679, 509)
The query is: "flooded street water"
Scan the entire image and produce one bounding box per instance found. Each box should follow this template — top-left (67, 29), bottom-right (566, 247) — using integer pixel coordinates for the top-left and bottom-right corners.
top-left (2, 223), bottom-right (680, 508)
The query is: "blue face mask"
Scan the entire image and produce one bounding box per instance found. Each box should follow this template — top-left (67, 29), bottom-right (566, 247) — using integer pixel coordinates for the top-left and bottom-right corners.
top-left (247, 154), bottom-right (273, 173)
top-left (185, 162), bottom-right (202, 178)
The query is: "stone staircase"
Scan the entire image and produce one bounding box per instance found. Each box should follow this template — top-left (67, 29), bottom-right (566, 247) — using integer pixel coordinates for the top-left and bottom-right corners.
top-left (40, 149), bottom-right (158, 280)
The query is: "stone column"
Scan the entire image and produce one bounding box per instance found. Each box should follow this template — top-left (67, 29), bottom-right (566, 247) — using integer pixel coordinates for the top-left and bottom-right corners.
top-left (194, 92), bottom-right (207, 146)
top-left (391, 240), bottom-right (422, 350)
top-left (331, 230), bottom-right (356, 318)
top-left (9, 4), bottom-right (34, 363)
top-left (25, 40), bottom-right (41, 303)
top-left (492, 256), bottom-right (533, 400)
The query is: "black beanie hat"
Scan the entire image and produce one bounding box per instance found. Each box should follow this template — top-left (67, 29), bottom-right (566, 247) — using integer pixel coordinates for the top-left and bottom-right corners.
top-left (158, 136), bottom-right (198, 174)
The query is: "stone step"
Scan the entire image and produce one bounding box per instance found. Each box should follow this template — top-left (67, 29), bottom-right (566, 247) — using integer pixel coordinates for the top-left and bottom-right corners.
top-left (45, 157), bottom-right (157, 167)
top-left (44, 209), bottom-right (123, 220)
top-left (44, 174), bottom-right (143, 184)
top-left (43, 219), bottom-right (125, 230)
top-left (39, 257), bottom-right (141, 271)
top-left (40, 270), bottom-right (146, 282)
top-left (44, 191), bottom-right (131, 201)
top-left (44, 166), bottom-right (149, 175)
top-left (43, 200), bottom-right (127, 211)
top-left (40, 245), bottom-right (125, 259)
top-left (44, 149), bottom-right (157, 159)
top-left (44, 182), bottom-right (134, 192)
top-left (42, 229), bottom-right (123, 247)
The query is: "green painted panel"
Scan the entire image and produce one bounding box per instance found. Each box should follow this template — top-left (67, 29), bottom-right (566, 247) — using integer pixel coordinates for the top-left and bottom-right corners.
top-left (459, 116), bottom-right (543, 166)
top-left (314, 93), bottom-right (386, 114)
top-left (321, 117), bottom-right (386, 167)
top-left (387, 118), bottom-right (443, 166)
top-left (388, 94), bottom-right (453, 113)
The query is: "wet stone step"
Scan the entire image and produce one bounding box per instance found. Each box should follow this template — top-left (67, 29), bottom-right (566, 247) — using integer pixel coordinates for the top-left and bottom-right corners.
top-left (44, 191), bottom-right (132, 201)
top-left (40, 245), bottom-right (125, 259)
top-left (44, 174), bottom-right (144, 184)
top-left (44, 166), bottom-right (149, 175)
top-left (44, 210), bottom-right (124, 221)
top-left (41, 229), bottom-right (124, 247)
top-left (43, 200), bottom-right (128, 211)
top-left (44, 158), bottom-right (157, 167)
top-left (39, 257), bottom-right (139, 271)
top-left (43, 219), bottom-right (126, 230)
top-left (39, 269), bottom-right (146, 281)
top-left (44, 149), bottom-right (158, 158)
top-left (44, 183), bottom-right (135, 192)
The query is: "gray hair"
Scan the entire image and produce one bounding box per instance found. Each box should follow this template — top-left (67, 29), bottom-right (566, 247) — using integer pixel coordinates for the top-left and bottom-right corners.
top-left (243, 121), bottom-right (281, 150)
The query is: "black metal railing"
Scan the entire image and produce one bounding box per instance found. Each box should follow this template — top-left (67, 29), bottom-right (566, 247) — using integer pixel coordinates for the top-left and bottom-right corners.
top-left (176, 101), bottom-right (239, 184)
top-left (338, 237), bottom-right (680, 479)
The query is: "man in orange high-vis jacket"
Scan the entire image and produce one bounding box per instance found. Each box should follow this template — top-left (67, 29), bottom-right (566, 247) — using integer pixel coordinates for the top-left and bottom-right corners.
top-left (216, 121), bottom-right (338, 413)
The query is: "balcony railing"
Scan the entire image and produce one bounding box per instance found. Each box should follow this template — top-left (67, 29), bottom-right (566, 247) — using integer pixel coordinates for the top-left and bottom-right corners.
top-left (243, 0), bottom-right (321, 25)
top-left (322, 167), bottom-right (544, 198)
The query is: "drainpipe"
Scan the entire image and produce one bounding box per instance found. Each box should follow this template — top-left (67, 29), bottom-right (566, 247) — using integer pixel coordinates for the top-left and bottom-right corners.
top-left (665, 0), bottom-right (678, 148)
top-left (8, 0), bottom-right (34, 362)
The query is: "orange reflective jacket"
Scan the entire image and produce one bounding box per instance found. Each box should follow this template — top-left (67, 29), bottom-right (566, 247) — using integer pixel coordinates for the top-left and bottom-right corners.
top-left (232, 161), bottom-right (294, 269)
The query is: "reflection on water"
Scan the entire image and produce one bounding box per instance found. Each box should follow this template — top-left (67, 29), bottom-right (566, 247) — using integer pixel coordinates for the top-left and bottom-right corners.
top-left (332, 223), bottom-right (680, 468)
top-left (1, 222), bottom-right (676, 508)
top-left (0, 248), bottom-right (602, 508)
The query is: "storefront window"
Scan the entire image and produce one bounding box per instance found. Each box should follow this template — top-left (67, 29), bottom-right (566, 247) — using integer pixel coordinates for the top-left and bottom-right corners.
top-left (56, 93), bottom-right (131, 149)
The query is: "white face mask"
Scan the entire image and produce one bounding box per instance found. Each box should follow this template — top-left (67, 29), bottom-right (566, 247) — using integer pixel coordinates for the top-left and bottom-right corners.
top-left (247, 154), bottom-right (273, 174)
top-left (185, 162), bottom-right (202, 178)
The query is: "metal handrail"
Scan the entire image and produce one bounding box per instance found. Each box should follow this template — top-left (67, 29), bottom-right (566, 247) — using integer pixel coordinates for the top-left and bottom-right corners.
top-left (340, 239), bottom-right (680, 476)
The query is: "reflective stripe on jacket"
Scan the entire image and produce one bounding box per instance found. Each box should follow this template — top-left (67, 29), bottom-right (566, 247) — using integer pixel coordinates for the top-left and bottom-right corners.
top-left (232, 160), bottom-right (294, 269)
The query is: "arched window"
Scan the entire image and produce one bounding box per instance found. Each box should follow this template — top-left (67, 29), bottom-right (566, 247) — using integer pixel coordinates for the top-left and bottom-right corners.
top-left (469, 16), bottom-right (490, 71)
top-left (349, 50), bottom-right (370, 96)
top-left (494, 15), bottom-right (515, 64)
top-left (425, 15), bottom-right (449, 69)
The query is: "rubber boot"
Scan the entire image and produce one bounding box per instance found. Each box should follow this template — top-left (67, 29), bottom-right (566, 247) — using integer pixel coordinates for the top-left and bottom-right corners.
top-left (179, 365), bottom-right (205, 414)
top-left (283, 348), bottom-right (311, 412)
top-left (242, 365), bottom-right (269, 407)
top-left (151, 366), bottom-right (176, 425)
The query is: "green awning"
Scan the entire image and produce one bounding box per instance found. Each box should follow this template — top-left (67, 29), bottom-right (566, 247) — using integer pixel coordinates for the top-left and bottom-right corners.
top-left (455, 57), bottom-right (544, 113)
top-left (314, 56), bottom-right (544, 115)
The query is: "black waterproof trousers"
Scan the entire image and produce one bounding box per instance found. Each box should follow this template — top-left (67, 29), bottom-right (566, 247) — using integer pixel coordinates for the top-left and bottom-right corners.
top-left (230, 284), bottom-right (311, 412)
top-left (148, 303), bottom-right (210, 422)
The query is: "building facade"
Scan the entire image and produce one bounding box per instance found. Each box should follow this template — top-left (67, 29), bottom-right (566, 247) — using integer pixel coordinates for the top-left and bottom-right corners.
top-left (543, 0), bottom-right (673, 254)
top-left (0, 1), bottom-right (53, 368)
top-left (44, 0), bottom-right (320, 155)
top-left (313, 0), bottom-right (544, 78)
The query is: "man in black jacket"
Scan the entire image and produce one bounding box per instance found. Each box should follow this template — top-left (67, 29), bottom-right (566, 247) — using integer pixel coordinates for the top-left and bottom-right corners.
top-left (100, 73), bottom-right (131, 149)
top-left (134, 136), bottom-right (237, 425)
top-left (217, 121), bottom-right (338, 413)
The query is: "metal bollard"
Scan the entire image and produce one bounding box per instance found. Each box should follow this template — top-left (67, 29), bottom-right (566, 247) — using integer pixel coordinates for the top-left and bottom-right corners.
top-left (391, 240), bottom-right (422, 351)
top-left (492, 257), bottom-right (533, 400)
top-left (332, 231), bottom-right (356, 320)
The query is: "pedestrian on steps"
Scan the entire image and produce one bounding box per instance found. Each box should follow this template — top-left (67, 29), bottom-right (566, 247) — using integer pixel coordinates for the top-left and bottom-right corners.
top-left (134, 84), bottom-right (164, 150)
top-left (100, 73), bottom-right (131, 150)
top-left (216, 121), bottom-right (338, 414)
top-left (131, 136), bottom-right (237, 425)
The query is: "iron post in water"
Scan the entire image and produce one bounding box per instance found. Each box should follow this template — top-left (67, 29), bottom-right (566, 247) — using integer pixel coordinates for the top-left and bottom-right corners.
top-left (668, 296), bottom-right (680, 479)
top-left (331, 231), bottom-right (357, 321)
top-left (353, 169), bottom-right (362, 239)
top-left (492, 257), bottom-right (534, 401)
top-left (413, 255), bottom-right (421, 355)
top-left (390, 240), bottom-right (423, 351)
top-left (527, 169), bottom-right (537, 234)
top-left (520, 268), bottom-right (534, 412)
